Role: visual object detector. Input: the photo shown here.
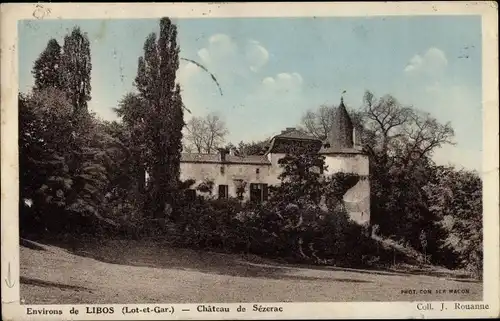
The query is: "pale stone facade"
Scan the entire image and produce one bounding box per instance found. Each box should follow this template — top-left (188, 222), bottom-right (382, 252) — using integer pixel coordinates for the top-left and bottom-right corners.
top-left (180, 99), bottom-right (370, 226)
top-left (179, 153), bottom-right (273, 202)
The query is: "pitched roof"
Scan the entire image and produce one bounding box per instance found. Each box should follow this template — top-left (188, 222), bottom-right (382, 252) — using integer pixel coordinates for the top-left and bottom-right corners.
top-left (181, 153), bottom-right (271, 165)
top-left (272, 127), bottom-right (320, 141)
top-left (266, 127), bottom-right (322, 154)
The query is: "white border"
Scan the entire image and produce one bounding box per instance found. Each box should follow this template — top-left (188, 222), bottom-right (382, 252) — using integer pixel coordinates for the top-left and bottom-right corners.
top-left (1, 2), bottom-right (499, 320)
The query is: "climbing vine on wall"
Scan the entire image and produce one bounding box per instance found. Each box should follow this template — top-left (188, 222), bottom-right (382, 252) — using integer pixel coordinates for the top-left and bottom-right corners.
top-left (196, 179), bottom-right (215, 195)
top-left (234, 179), bottom-right (247, 200)
top-left (325, 172), bottom-right (360, 210)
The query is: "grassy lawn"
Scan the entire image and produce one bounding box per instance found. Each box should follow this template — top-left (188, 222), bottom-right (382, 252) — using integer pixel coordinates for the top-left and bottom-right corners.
top-left (20, 239), bottom-right (482, 304)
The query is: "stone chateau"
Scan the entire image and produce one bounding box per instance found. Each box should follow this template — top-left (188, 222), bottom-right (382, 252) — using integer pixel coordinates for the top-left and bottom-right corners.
top-left (179, 98), bottom-right (370, 225)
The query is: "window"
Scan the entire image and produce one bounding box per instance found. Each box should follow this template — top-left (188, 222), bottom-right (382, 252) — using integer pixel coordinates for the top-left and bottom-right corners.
top-left (250, 183), bottom-right (268, 203)
top-left (218, 185), bottom-right (229, 199)
top-left (256, 168), bottom-right (260, 174)
top-left (220, 166), bottom-right (225, 175)
top-left (319, 165), bottom-right (324, 174)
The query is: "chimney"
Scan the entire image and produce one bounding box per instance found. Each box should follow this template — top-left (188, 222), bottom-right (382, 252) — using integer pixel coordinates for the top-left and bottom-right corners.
top-left (281, 127), bottom-right (295, 134)
top-left (218, 148), bottom-right (228, 162)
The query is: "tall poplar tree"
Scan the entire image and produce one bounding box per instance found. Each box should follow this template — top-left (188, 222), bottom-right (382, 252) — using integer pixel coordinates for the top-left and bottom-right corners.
top-left (114, 93), bottom-right (148, 198)
top-left (60, 27), bottom-right (92, 115)
top-left (32, 39), bottom-right (62, 91)
top-left (135, 17), bottom-right (184, 218)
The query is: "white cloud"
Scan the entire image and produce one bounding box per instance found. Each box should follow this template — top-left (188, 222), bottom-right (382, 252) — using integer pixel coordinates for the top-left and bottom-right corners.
top-left (262, 77), bottom-right (275, 86)
top-left (176, 62), bottom-right (200, 87)
top-left (171, 35), bottom-right (272, 126)
top-left (261, 72), bottom-right (303, 93)
top-left (404, 55), bottom-right (424, 73)
top-left (404, 47), bottom-right (448, 78)
top-left (197, 48), bottom-right (211, 64)
top-left (232, 71), bottom-right (307, 141)
top-left (175, 33), bottom-right (273, 117)
top-left (245, 40), bottom-right (269, 72)
top-left (202, 33), bottom-right (238, 62)
top-left (195, 34), bottom-right (269, 76)
top-left (173, 36), bottom-right (304, 144)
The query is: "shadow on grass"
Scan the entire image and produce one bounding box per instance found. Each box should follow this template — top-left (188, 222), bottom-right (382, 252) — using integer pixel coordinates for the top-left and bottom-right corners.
top-left (28, 237), bottom-right (478, 284)
top-left (30, 238), bottom-right (373, 284)
top-left (444, 277), bottom-right (482, 284)
top-left (270, 257), bottom-right (480, 282)
top-left (21, 238), bottom-right (47, 251)
top-left (271, 262), bottom-right (411, 277)
top-left (381, 266), bottom-right (480, 282)
top-left (237, 259), bottom-right (481, 283)
top-left (21, 276), bottom-right (92, 292)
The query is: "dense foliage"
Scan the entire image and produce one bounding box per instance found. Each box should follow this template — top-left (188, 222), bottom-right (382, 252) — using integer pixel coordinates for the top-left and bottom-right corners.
top-left (19, 88), bottom-right (121, 236)
top-left (165, 151), bottom-right (378, 267)
top-left (60, 27), bottom-right (92, 114)
top-left (32, 39), bottom-right (62, 90)
top-left (19, 18), bottom-right (483, 277)
top-left (134, 18), bottom-right (185, 218)
top-left (423, 166), bottom-right (483, 276)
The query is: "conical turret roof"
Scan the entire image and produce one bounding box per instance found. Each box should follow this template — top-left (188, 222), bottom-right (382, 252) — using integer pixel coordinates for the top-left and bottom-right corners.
top-left (324, 97), bottom-right (354, 150)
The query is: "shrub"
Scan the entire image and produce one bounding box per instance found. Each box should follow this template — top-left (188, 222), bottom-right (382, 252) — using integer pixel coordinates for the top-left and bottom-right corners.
top-left (157, 149), bottom-right (379, 267)
top-left (168, 194), bottom-right (378, 268)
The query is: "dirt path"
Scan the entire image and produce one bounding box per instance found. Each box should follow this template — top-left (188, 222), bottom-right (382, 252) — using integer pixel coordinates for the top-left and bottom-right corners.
top-left (20, 240), bottom-right (482, 304)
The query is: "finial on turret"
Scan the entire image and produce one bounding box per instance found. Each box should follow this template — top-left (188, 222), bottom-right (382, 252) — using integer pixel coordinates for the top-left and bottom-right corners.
top-left (340, 90), bottom-right (346, 106)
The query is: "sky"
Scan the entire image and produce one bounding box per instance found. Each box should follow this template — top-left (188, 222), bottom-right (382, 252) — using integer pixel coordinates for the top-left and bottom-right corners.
top-left (18, 16), bottom-right (482, 171)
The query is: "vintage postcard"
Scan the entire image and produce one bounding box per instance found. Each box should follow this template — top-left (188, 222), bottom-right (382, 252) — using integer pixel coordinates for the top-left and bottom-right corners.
top-left (1, 2), bottom-right (499, 320)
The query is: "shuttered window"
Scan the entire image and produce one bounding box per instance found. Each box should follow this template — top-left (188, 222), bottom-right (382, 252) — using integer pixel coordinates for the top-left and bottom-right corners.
top-left (250, 183), bottom-right (268, 203)
top-left (218, 185), bottom-right (229, 199)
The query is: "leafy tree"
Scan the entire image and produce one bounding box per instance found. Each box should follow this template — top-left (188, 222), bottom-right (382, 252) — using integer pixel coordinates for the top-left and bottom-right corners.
top-left (354, 91), bottom-right (454, 247)
top-left (19, 88), bottom-right (113, 234)
top-left (114, 93), bottom-right (149, 197)
top-left (272, 148), bottom-right (326, 207)
top-left (360, 91), bottom-right (454, 168)
top-left (60, 27), bottom-right (92, 114)
top-left (93, 120), bottom-right (148, 228)
top-left (20, 25), bottom-right (99, 236)
top-left (298, 90), bottom-right (458, 261)
top-left (424, 166), bottom-right (482, 276)
top-left (135, 17), bottom-right (184, 218)
top-left (32, 39), bottom-right (62, 91)
top-left (19, 88), bottom-right (74, 234)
